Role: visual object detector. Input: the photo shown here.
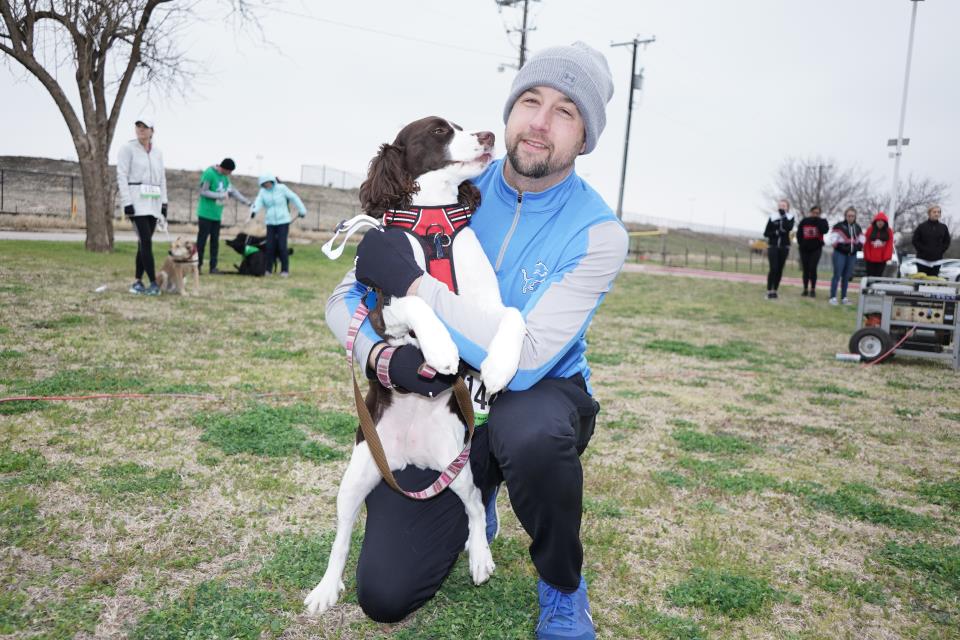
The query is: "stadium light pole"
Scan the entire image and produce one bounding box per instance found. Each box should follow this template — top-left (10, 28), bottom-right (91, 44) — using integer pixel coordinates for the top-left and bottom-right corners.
top-left (887, 0), bottom-right (924, 233)
top-left (612, 35), bottom-right (655, 220)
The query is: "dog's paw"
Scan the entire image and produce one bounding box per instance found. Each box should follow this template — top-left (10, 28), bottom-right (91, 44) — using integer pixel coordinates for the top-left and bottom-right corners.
top-left (479, 309), bottom-right (525, 394)
top-left (480, 352), bottom-right (514, 395)
top-left (420, 333), bottom-right (460, 376)
top-left (468, 541), bottom-right (496, 585)
top-left (303, 576), bottom-right (345, 616)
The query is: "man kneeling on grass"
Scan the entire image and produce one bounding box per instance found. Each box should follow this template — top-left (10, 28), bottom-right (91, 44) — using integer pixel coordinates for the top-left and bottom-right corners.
top-left (326, 42), bottom-right (628, 639)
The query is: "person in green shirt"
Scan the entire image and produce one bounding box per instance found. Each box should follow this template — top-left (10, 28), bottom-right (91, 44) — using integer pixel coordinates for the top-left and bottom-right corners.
top-left (196, 158), bottom-right (251, 274)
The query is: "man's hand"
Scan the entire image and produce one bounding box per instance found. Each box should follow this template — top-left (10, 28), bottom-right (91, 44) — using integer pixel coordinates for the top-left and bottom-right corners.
top-left (355, 228), bottom-right (424, 298)
top-left (160, 203), bottom-right (168, 219)
top-left (124, 204), bottom-right (135, 216)
top-left (374, 344), bottom-right (454, 397)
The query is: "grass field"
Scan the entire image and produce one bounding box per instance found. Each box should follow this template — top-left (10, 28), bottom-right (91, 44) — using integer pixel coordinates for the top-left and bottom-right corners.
top-left (1, 240), bottom-right (958, 639)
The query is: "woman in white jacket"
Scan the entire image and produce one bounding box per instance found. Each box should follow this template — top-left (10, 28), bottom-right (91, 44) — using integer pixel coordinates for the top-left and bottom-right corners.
top-left (116, 118), bottom-right (168, 295)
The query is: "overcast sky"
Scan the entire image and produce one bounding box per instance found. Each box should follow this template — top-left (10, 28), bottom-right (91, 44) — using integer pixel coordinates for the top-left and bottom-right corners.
top-left (2, 0), bottom-right (957, 233)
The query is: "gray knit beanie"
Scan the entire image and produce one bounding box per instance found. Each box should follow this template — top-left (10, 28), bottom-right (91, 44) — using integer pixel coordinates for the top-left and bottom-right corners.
top-left (503, 41), bottom-right (614, 154)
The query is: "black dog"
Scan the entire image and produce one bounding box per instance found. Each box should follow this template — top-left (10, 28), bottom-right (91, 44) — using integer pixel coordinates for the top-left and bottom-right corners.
top-left (225, 233), bottom-right (294, 276)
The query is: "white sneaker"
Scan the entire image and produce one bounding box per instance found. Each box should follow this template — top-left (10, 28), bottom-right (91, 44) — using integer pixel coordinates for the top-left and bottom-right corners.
top-left (280, 271), bottom-right (289, 278)
top-left (841, 297), bottom-right (852, 305)
top-left (829, 297), bottom-right (838, 305)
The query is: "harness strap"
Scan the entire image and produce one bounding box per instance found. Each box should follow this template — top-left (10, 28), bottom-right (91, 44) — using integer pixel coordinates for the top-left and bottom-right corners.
top-left (384, 206), bottom-right (473, 293)
top-left (346, 299), bottom-right (475, 500)
top-left (322, 214), bottom-right (384, 260)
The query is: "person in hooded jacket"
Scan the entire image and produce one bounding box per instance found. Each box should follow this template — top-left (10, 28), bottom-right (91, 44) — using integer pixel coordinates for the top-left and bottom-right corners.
top-left (763, 198), bottom-right (795, 299)
top-left (863, 211), bottom-right (895, 277)
top-left (912, 205), bottom-right (951, 276)
top-left (796, 205), bottom-right (830, 297)
top-left (249, 173), bottom-right (306, 277)
top-left (117, 118), bottom-right (167, 296)
top-left (828, 206), bottom-right (865, 305)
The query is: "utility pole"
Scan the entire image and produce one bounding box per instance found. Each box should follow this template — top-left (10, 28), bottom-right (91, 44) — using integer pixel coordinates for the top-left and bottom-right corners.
top-left (612, 35), bottom-right (655, 220)
top-left (887, 0), bottom-right (924, 233)
top-left (495, 0), bottom-right (538, 69)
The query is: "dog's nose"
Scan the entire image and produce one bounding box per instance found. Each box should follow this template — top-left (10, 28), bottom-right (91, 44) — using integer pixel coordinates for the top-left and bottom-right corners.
top-left (475, 131), bottom-right (495, 148)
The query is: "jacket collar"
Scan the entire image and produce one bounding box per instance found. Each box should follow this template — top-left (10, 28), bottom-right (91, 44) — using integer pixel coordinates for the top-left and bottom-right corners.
top-left (490, 158), bottom-right (579, 215)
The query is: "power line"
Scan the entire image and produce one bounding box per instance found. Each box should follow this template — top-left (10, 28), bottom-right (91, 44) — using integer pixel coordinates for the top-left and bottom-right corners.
top-left (269, 7), bottom-right (514, 60)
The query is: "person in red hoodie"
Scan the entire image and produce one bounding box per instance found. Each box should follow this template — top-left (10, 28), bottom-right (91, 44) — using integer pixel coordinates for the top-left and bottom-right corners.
top-left (863, 211), bottom-right (895, 277)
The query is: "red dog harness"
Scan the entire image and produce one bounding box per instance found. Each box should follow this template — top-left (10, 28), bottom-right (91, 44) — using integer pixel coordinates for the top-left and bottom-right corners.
top-left (383, 205), bottom-right (473, 293)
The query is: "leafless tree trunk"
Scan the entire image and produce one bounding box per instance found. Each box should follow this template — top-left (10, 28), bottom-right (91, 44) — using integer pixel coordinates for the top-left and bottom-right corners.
top-left (764, 156), bottom-right (873, 221)
top-left (0, 0), bottom-right (255, 251)
top-left (861, 174), bottom-right (950, 235)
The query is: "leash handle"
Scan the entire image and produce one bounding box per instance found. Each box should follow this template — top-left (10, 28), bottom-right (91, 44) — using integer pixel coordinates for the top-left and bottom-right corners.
top-left (322, 214), bottom-right (384, 260)
top-left (346, 300), bottom-right (474, 500)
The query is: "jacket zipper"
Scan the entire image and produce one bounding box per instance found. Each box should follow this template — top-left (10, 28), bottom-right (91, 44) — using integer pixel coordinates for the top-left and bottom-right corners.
top-left (495, 192), bottom-right (523, 272)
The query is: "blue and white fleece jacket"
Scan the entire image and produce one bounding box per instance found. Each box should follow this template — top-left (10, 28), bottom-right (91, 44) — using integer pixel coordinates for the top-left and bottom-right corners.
top-left (326, 158), bottom-right (628, 393)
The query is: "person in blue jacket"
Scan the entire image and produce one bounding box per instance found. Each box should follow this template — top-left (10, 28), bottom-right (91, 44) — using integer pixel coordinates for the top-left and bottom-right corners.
top-left (250, 174), bottom-right (306, 277)
top-left (325, 42), bottom-right (626, 640)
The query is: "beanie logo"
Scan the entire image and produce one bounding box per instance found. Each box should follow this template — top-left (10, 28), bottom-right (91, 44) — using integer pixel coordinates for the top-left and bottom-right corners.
top-left (559, 71), bottom-right (577, 89)
top-left (521, 260), bottom-right (549, 294)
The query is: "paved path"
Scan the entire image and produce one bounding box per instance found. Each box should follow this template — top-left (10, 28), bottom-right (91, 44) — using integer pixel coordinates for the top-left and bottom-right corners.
top-left (0, 230), bottom-right (857, 292)
top-left (0, 230), bottom-right (139, 242)
top-left (622, 262), bottom-right (859, 291)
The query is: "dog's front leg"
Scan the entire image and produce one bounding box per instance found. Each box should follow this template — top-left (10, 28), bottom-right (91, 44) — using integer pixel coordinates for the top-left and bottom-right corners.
top-left (383, 296), bottom-right (459, 375)
top-left (448, 465), bottom-right (496, 585)
top-left (304, 441), bottom-right (381, 616)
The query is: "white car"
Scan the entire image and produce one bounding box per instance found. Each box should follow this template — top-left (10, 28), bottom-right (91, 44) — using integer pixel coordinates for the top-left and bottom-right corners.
top-left (897, 256), bottom-right (960, 280)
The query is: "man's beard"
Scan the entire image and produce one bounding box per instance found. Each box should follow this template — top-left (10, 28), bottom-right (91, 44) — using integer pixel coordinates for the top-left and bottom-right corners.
top-left (506, 135), bottom-right (581, 180)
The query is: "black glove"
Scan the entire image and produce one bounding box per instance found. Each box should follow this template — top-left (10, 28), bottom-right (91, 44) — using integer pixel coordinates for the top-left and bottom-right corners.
top-left (355, 228), bottom-right (424, 297)
top-left (124, 204), bottom-right (135, 216)
top-left (160, 203), bottom-right (168, 219)
top-left (374, 344), bottom-right (454, 397)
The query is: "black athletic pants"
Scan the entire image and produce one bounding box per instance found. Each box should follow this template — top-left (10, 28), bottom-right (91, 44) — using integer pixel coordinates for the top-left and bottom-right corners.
top-left (917, 263), bottom-right (941, 277)
top-left (767, 246), bottom-right (790, 291)
top-left (132, 215), bottom-right (157, 284)
top-left (865, 261), bottom-right (886, 277)
top-left (196, 217), bottom-right (221, 271)
top-left (355, 374), bottom-right (600, 623)
top-left (265, 223), bottom-right (290, 273)
top-left (799, 247), bottom-right (822, 291)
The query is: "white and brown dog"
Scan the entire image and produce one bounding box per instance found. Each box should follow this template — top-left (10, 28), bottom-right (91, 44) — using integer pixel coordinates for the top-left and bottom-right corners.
top-left (156, 236), bottom-right (199, 295)
top-left (305, 117), bottom-right (526, 615)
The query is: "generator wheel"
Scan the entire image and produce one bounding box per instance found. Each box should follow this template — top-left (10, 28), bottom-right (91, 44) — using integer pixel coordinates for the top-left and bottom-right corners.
top-left (849, 327), bottom-right (894, 363)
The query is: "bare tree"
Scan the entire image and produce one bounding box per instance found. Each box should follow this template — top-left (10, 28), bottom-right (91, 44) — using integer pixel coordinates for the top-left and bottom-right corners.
top-left (860, 174), bottom-right (950, 236)
top-left (0, 1), bottom-right (254, 251)
top-left (764, 156), bottom-right (873, 221)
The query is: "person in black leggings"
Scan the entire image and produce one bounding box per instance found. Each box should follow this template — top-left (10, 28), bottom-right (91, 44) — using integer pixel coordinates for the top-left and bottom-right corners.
top-left (116, 118), bottom-right (167, 295)
top-left (796, 205), bottom-right (830, 297)
top-left (763, 198), bottom-right (795, 299)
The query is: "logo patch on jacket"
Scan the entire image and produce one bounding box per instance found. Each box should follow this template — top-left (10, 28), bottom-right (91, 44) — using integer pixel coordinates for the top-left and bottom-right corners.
top-left (521, 261), bottom-right (549, 294)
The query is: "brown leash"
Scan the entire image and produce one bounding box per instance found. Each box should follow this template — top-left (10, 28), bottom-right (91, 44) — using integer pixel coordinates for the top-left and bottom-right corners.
top-left (346, 299), bottom-right (475, 500)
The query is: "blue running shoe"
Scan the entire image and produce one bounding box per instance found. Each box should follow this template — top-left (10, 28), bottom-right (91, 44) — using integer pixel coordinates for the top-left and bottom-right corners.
top-left (485, 484), bottom-right (500, 543)
top-left (536, 576), bottom-right (594, 640)
top-left (144, 282), bottom-right (161, 296)
top-left (129, 280), bottom-right (145, 294)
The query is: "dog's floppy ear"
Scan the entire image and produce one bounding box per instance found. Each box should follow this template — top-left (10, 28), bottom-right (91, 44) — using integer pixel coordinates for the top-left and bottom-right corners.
top-left (359, 143), bottom-right (417, 214)
top-left (457, 181), bottom-right (481, 211)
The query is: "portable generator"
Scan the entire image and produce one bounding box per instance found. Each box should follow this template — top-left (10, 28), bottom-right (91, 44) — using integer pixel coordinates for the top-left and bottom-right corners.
top-left (850, 277), bottom-right (960, 369)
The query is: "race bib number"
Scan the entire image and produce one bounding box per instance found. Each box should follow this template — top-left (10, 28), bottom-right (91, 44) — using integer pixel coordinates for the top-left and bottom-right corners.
top-left (139, 184), bottom-right (162, 199)
top-left (463, 369), bottom-right (497, 426)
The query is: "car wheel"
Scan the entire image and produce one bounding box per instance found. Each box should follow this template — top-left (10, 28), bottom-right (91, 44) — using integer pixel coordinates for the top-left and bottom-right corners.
top-left (849, 327), bottom-right (894, 363)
